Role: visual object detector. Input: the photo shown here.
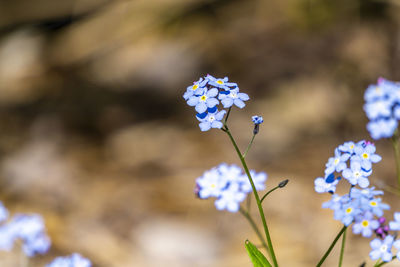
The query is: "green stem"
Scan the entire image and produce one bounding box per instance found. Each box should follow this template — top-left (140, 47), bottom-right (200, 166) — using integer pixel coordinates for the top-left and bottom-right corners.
top-left (243, 134), bottom-right (256, 158)
top-left (239, 207), bottom-right (270, 254)
top-left (374, 256), bottom-right (396, 267)
top-left (316, 225), bottom-right (347, 267)
top-left (261, 186), bottom-right (280, 203)
top-left (224, 126), bottom-right (278, 267)
top-left (391, 134), bottom-right (400, 191)
top-left (338, 227), bottom-right (347, 267)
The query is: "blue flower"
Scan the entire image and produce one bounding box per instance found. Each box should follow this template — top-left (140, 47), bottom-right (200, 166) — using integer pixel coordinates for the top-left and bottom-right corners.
top-left (206, 75), bottom-right (237, 90)
top-left (351, 143), bottom-right (381, 170)
top-left (367, 118), bottom-right (398, 140)
top-left (352, 212), bottom-right (379, 237)
top-left (338, 141), bottom-right (357, 154)
top-left (324, 148), bottom-right (350, 175)
top-left (389, 212), bottom-right (400, 231)
top-left (196, 168), bottom-right (228, 199)
top-left (183, 77), bottom-right (208, 100)
top-left (196, 108), bottom-right (226, 131)
top-left (252, 115), bottom-right (264, 125)
top-left (47, 253), bottom-right (92, 267)
top-left (350, 187), bottom-right (383, 199)
top-left (10, 214), bottom-right (51, 257)
top-left (187, 88), bottom-right (219, 113)
top-left (314, 173), bottom-right (341, 194)
top-left (361, 198), bottom-right (390, 217)
top-left (363, 78), bottom-right (400, 139)
top-left (369, 235), bottom-right (394, 262)
top-left (214, 183), bottom-right (246, 213)
top-left (342, 160), bottom-right (370, 188)
top-left (334, 202), bottom-right (361, 226)
top-left (218, 87), bottom-right (250, 109)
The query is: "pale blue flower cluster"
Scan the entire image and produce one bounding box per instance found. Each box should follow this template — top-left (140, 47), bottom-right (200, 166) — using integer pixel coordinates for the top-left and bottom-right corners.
top-left (364, 78), bottom-right (400, 139)
top-left (183, 75), bottom-right (250, 131)
top-left (314, 140), bottom-right (381, 193)
top-left (323, 187), bottom-right (389, 235)
top-left (315, 140), bottom-right (400, 263)
top-left (47, 253), bottom-right (92, 267)
top-left (196, 163), bottom-right (267, 212)
top-left (0, 202), bottom-right (51, 257)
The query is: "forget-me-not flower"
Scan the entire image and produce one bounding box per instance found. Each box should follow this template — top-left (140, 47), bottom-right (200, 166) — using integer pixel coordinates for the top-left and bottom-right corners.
top-left (314, 174), bottom-right (341, 194)
top-left (196, 109), bottom-right (226, 131)
top-left (218, 87), bottom-right (249, 109)
top-left (252, 115), bottom-right (264, 125)
top-left (352, 212), bottom-right (379, 237)
top-left (187, 88), bottom-right (219, 113)
top-left (215, 183), bottom-right (246, 213)
top-left (342, 160), bottom-right (370, 188)
top-left (324, 148), bottom-right (350, 175)
top-left (369, 235), bottom-right (394, 262)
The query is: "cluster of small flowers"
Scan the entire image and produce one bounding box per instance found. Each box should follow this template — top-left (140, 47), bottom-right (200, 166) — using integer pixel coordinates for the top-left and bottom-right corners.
top-left (364, 77), bottom-right (400, 140)
top-left (322, 187), bottom-right (389, 235)
top-left (195, 163), bottom-right (267, 212)
top-left (314, 140), bottom-right (400, 263)
top-left (0, 201), bottom-right (91, 266)
top-left (0, 202), bottom-right (51, 257)
top-left (183, 75), bottom-right (249, 131)
top-left (47, 253), bottom-right (91, 267)
top-left (314, 140), bottom-right (381, 193)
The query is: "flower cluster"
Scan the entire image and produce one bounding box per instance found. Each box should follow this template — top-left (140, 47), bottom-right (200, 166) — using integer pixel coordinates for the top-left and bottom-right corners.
top-left (314, 140), bottom-right (381, 193)
top-left (323, 187), bottom-right (389, 235)
top-left (195, 163), bottom-right (267, 212)
top-left (0, 201), bottom-right (92, 265)
top-left (315, 140), bottom-right (400, 263)
top-left (0, 202), bottom-right (51, 257)
top-left (364, 78), bottom-right (400, 139)
top-left (47, 253), bottom-right (92, 267)
top-left (183, 75), bottom-right (249, 131)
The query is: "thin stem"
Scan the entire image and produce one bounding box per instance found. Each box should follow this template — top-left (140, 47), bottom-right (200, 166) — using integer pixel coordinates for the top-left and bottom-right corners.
top-left (224, 126), bottom-right (278, 267)
top-left (374, 256), bottom-right (396, 267)
top-left (243, 133), bottom-right (256, 158)
top-left (239, 207), bottom-right (270, 254)
top-left (224, 107), bottom-right (232, 125)
top-left (391, 133), bottom-right (400, 191)
top-left (316, 225), bottom-right (348, 267)
top-left (338, 227), bottom-right (347, 267)
top-left (261, 186), bottom-right (280, 203)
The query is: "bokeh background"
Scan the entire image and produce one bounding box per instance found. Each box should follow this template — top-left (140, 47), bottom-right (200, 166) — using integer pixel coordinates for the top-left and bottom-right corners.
top-left (1, 0), bottom-right (400, 266)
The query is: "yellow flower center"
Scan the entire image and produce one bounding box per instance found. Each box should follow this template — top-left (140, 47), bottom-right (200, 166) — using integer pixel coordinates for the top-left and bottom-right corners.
top-left (200, 95), bottom-right (207, 101)
top-left (346, 208), bottom-right (352, 214)
top-left (362, 220), bottom-right (369, 227)
top-left (211, 183), bottom-right (216, 188)
top-left (350, 145), bottom-right (354, 149)
top-left (370, 201), bottom-right (377, 207)
top-left (192, 84), bottom-right (199, 90)
top-left (216, 80), bottom-right (224, 85)
top-left (362, 153), bottom-right (369, 159)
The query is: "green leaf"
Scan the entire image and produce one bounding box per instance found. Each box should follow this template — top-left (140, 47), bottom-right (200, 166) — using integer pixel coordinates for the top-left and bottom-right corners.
top-left (244, 240), bottom-right (272, 267)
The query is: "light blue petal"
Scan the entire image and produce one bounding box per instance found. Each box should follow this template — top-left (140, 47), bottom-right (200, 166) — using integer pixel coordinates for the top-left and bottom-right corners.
top-left (234, 99), bottom-right (245, 109)
top-left (370, 154), bottom-right (382, 163)
top-left (382, 252), bottom-right (392, 262)
top-left (199, 122), bottom-right (211, 131)
top-left (187, 96), bottom-right (198, 106)
top-left (238, 93), bottom-right (249, 101)
top-left (206, 98), bottom-right (219, 108)
top-left (369, 250), bottom-right (381, 260)
top-left (371, 239), bottom-right (382, 250)
top-left (211, 121), bottom-right (223, 129)
top-left (358, 177), bottom-right (370, 188)
top-left (215, 110), bottom-right (226, 120)
top-left (195, 102), bottom-right (207, 113)
top-left (221, 98), bottom-right (233, 108)
top-left (207, 88), bottom-right (219, 97)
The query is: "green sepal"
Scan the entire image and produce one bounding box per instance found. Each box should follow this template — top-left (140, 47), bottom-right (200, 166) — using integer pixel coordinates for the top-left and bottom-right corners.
top-left (244, 239), bottom-right (272, 267)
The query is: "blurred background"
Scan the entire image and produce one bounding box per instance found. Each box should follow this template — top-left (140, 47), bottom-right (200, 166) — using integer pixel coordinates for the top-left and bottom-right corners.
top-left (0, 0), bottom-right (400, 266)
